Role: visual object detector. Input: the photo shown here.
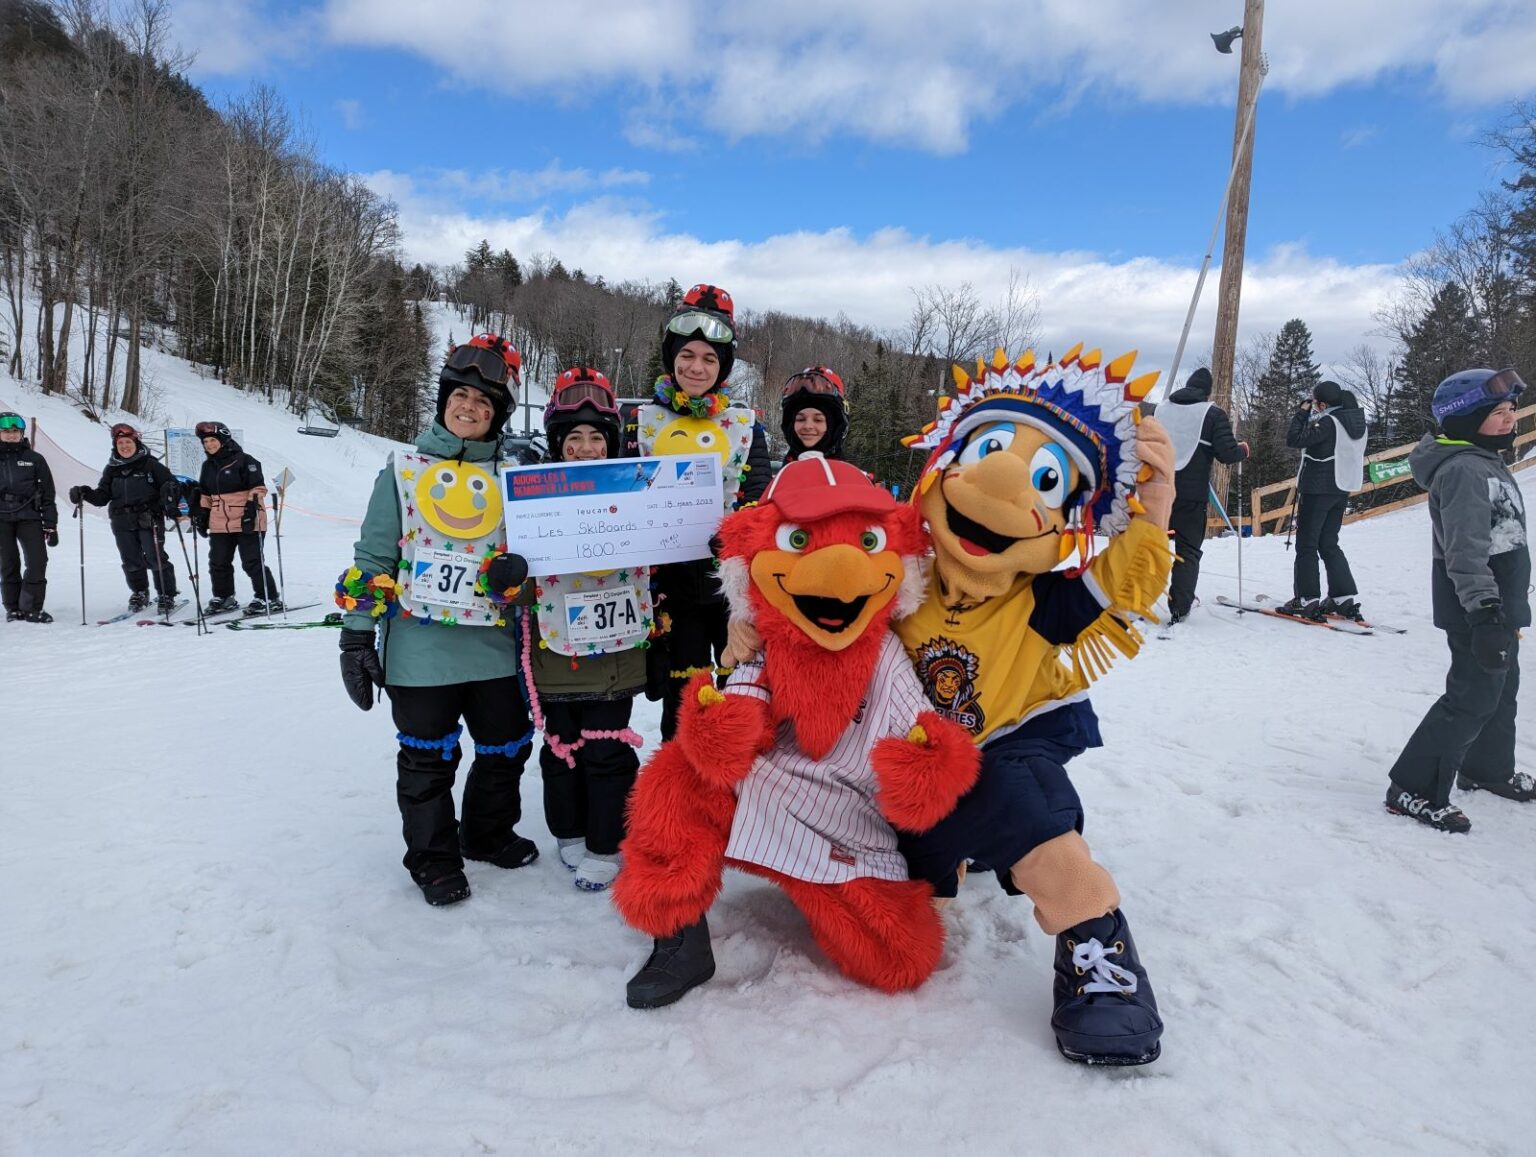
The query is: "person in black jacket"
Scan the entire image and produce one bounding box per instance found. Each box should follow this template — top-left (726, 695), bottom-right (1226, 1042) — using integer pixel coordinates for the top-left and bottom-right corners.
top-left (1154, 368), bottom-right (1249, 622)
top-left (1278, 381), bottom-right (1368, 621)
top-left (779, 365), bottom-right (850, 465)
top-left (194, 421), bottom-right (281, 615)
top-left (0, 412), bottom-right (58, 622)
top-left (69, 423), bottom-right (180, 614)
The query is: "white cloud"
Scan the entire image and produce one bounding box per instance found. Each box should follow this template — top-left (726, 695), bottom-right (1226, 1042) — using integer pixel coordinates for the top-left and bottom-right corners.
top-left (317, 1), bottom-right (1536, 153)
top-left (429, 163), bottom-right (649, 203)
top-left (335, 98), bottom-right (363, 130)
top-left (368, 172), bottom-right (1403, 379)
top-left (1340, 126), bottom-right (1378, 149)
top-left (171, 0), bottom-right (318, 75)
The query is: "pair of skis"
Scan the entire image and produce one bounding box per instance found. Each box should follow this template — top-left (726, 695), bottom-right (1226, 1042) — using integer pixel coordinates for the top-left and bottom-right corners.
top-left (1215, 594), bottom-right (1407, 635)
top-left (96, 599), bottom-right (189, 627)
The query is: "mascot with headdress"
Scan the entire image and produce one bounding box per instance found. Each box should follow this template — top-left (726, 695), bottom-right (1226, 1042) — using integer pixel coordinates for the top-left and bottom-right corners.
top-left (893, 344), bottom-right (1175, 1066)
top-left (613, 454), bottom-right (982, 1010)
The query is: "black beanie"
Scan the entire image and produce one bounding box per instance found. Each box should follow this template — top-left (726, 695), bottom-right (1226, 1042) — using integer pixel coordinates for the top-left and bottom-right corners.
top-left (1184, 367), bottom-right (1213, 397)
top-left (661, 284), bottom-right (736, 389)
top-left (436, 373), bottom-right (511, 437)
top-left (1313, 380), bottom-right (1344, 407)
top-left (1440, 402), bottom-right (1499, 443)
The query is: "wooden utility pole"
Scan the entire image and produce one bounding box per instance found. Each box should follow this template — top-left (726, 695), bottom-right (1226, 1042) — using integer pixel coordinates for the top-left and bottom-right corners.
top-left (1210, 0), bottom-right (1265, 503)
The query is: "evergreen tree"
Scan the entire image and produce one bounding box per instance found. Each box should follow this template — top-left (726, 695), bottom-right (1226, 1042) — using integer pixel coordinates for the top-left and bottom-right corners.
top-left (1389, 281), bottom-right (1481, 442)
top-left (1244, 318), bottom-right (1321, 488)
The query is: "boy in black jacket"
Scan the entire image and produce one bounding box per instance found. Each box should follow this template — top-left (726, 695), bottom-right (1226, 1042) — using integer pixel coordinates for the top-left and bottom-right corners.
top-left (1278, 381), bottom-right (1368, 621)
top-left (69, 423), bottom-right (180, 614)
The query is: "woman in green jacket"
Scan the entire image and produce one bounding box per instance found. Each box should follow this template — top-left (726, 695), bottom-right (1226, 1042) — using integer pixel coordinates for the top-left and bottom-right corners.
top-left (336, 335), bottom-right (539, 907)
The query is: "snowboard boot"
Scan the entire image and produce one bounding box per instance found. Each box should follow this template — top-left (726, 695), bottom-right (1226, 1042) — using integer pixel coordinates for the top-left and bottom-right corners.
top-left (25, 609), bottom-right (53, 623)
top-left (462, 830), bottom-right (539, 869)
top-left (626, 916), bottom-right (716, 1009)
top-left (574, 852), bottom-right (621, 892)
top-left (1275, 596), bottom-right (1324, 622)
top-left (1456, 770), bottom-right (1536, 803)
top-left (1321, 596), bottom-right (1363, 622)
top-left (410, 862), bottom-right (470, 907)
top-left (557, 837), bottom-right (585, 872)
top-left (127, 590), bottom-right (151, 613)
top-left (1051, 909), bottom-right (1163, 1066)
top-left (204, 594), bottom-right (240, 615)
top-left (156, 593), bottom-right (179, 615)
top-left (1384, 783), bottom-right (1471, 833)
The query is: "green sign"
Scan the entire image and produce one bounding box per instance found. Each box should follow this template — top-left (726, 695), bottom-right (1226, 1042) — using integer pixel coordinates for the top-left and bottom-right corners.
top-left (1368, 458), bottom-right (1412, 485)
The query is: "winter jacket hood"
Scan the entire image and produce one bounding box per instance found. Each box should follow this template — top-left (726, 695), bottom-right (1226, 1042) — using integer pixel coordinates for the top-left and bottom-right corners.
top-left (1409, 434), bottom-right (1530, 629)
top-left (1168, 367), bottom-right (1213, 404)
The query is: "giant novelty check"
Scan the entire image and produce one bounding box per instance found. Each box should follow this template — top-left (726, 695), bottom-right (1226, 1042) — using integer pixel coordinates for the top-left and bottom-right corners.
top-left (501, 454), bottom-right (725, 572)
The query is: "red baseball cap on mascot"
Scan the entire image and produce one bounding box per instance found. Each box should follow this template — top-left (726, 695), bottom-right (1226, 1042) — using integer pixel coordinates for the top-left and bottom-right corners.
top-left (760, 452), bottom-right (893, 520)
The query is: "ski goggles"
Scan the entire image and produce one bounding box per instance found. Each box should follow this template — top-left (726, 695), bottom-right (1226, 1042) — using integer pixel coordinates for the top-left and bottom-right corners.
top-left (546, 380), bottom-right (618, 416)
top-left (665, 310), bottom-right (734, 344)
top-left (446, 341), bottom-right (521, 386)
top-left (195, 421), bottom-right (231, 440)
top-left (1433, 367), bottom-right (1527, 421)
top-left (0, 413), bottom-right (24, 431)
top-left (781, 367), bottom-right (845, 398)
top-left (110, 423), bottom-right (140, 441)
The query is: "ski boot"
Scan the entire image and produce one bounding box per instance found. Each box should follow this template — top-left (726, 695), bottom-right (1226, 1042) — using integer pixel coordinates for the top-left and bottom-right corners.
top-left (25, 610), bottom-right (53, 623)
top-left (1456, 770), bottom-right (1536, 803)
top-left (1275, 596), bottom-right (1324, 622)
top-left (156, 593), bottom-right (179, 615)
top-left (5, 608), bottom-right (20, 622)
top-left (626, 916), bottom-right (716, 1009)
top-left (127, 591), bottom-right (151, 613)
top-left (266, 596), bottom-right (284, 613)
top-left (244, 598), bottom-right (270, 616)
top-left (574, 852), bottom-right (621, 892)
top-left (204, 594), bottom-right (240, 615)
top-left (1051, 909), bottom-right (1163, 1066)
top-left (409, 861), bottom-right (471, 907)
top-left (1384, 783), bottom-right (1471, 833)
top-left (1321, 596), bottom-right (1364, 622)
top-left (461, 830), bottom-right (539, 869)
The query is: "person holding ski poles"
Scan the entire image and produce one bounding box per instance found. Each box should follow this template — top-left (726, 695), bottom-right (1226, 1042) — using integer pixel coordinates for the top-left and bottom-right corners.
top-left (1277, 380), bottom-right (1368, 622)
top-left (0, 412), bottom-right (58, 623)
top-left (779, 366), bottom-right (851, 467)
top-left (1385, 367), bottom-right (1530, 833)
top-left (68, 423), bottom-right (180, 616)
top-left (193, 422), bottom-right (282, 616)
top-left (1154, 368), bottom-right (1249, 624)
top-left (630, 284), bottom-right (771, 739)
top-left (525, 368), bottom-right (649, 892)
top-left (336, 335), bottom-right (540, 907)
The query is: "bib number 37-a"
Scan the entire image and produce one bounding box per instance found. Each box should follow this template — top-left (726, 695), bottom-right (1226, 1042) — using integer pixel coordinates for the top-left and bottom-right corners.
top-left (415, 547), bottom-right (483, 611)
top-left (566, 587), bottom-right (641, 647)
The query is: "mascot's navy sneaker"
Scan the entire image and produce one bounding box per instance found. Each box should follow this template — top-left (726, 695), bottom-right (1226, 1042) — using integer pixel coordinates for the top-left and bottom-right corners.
top-left (1052, 909), bottom-right (1162, 1066)
top-left (627, 916), bottom-right (716, 1009)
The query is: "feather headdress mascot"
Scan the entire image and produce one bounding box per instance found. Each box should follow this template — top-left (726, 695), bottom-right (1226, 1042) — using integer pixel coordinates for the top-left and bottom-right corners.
top-left (614, 453), bottom-right (980, 1010)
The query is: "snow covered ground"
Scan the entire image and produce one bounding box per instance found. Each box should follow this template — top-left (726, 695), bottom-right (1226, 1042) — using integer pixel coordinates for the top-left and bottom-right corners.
top-left (3, 331), bottom-right (1534, 1155)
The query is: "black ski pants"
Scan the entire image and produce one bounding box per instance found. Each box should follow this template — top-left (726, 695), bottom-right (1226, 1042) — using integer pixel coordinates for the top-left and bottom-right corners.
top-left (659, 598), bottom-right (728, 740)
top-left (1292, 491), bottom-right (1356, 601)
top-left (1167, 497), bottom-right (1208, 618)
top-left (387, 676), bottom-right (534, 873)
top-left (1388, 630), bottom-right (1520, 806)
top-left (113, 523), bottom-right (177, 597)
top-left (0, 520), bottom-right (47, 613)
top-left (538, 697), bottom-right (640, 856)
top-left (208, 531), bottom-right (278, 600)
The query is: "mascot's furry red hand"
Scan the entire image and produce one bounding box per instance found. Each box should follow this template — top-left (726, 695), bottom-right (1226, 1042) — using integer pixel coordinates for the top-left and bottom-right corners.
top-left (614, 453), bottom-right (980, 993)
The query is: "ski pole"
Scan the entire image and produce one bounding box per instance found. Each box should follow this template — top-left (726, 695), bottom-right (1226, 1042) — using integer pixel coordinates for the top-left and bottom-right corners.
top-left (254, 505), bottom-right (273, 618)
top-left (75, 500), bottom-right (85, 626)
top-left (1206, 483), bottom-right (1238, 535)
top-left (273, 489), bottom-right (287, 618)
top-left (172, 515), bottom-right (205, 635)
top-left (1236, 456), bottom-right (1245, 610)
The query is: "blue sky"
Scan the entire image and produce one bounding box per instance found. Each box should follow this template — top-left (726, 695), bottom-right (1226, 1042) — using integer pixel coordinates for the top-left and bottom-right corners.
top-left (176, 0), bottom-right (1536, 372)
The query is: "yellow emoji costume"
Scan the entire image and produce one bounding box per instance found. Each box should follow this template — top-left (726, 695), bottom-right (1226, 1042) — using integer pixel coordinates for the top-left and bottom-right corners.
top-left (894, 345), bottom-right (1175, 1067)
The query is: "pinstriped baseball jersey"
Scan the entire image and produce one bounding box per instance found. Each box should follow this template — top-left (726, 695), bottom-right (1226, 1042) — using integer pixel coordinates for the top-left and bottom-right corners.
top-left (723, 633), bottom-right (931, 883)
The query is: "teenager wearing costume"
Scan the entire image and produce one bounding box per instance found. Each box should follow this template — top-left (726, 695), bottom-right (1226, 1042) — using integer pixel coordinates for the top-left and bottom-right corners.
top-left (632, 284), bottom-right (770, 739)
top-left (193, 422), bottom-right (282, 615)
top-left (1385, 368), bottom-right (1531, 832)
top-left (1154, 367), bottom-right (1248, 622)
top-left (336, 336), bottom-right (539, 907)
top-left (0, 412), bottom-right (57, 622)
top-left (69, 423), bottom-right (180, 614)
top-left (526, 368), bottom-right (649, 892)
top-left (1278, 380), bottom-right (1368, 621)
top-left (779, 366), bottom-right (850, 465)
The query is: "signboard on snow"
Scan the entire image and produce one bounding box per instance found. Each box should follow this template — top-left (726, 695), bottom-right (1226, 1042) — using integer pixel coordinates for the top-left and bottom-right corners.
top-left (1367, 458), bottom-right (1412, 485)
top-left (162, 428), bottom-right (244, 481)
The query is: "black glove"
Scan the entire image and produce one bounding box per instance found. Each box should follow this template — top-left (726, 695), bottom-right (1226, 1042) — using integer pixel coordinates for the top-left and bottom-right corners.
top-left (43, 527), bottom-right (58, 548)
top-left (1468, 602), bottom-right (1513, 672)
top-left (193, 511), bottom-right (209, 537)
top-left (240, 498), bottom-right (260, 533)
top-left (160, 480), bottom-right (183, 517)
top-left (68, 485), bottom-right (85, 505)
top-left (338, 628), bottom-right (385, 711)
top-left (484, 552), bottom-right (529, 596)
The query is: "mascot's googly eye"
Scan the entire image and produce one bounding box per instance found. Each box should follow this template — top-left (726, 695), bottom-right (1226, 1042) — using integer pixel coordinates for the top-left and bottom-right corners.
top-left (860, 527), bottom-right (887, 553)
top-left (469, 477), bottom-right (487, 493)
top-left (775, 524), bottom-right (810, 552)
top-left (955, 423), bottom-right (1015, 467)
top-left (436, 468), bottom-right (455, 486)
top-left (1030, 444), bottom-right (1073, 509)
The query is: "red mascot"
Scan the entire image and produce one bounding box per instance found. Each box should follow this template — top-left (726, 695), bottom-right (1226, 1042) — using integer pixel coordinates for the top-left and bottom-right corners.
top-left (614, 453), bottom-right (981, 1008)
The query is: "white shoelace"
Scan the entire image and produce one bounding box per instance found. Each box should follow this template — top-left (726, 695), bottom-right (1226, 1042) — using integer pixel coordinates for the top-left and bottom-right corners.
top-left (1072, 938), bottom-right (1139, 995)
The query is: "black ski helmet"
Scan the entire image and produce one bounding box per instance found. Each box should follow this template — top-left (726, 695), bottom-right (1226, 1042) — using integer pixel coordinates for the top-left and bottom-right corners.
top-left (438, 334), bottom-right (520, 435)
top-left (780, 366), bottom-right (849, 460)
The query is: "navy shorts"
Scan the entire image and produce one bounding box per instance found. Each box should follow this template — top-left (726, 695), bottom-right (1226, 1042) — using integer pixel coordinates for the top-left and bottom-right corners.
top-left (899, 700), bottom-right (1101, 898)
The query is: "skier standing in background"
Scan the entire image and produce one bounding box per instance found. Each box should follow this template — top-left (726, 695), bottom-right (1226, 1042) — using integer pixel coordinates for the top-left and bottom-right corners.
top-left (1385, 368), bottom-right (1530, 832)
top-left (1278, 380), bottom-right (1368, 621)
top-left (194, 422), bottom-right (282, 615)
top-left (69, 423), bottom-right (180, 615)
top-left (0, 412), bottom-right (57, 623)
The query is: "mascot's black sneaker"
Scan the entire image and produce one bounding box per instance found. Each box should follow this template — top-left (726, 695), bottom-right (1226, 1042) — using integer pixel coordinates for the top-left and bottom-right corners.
top-left (1052, 909), bottom-right (1163, 1066)
top-left (1456, 771), bottom-right (1536, 803)
top-left (627, 916), bottom-right (716, 1009)
top-left (1385, 783), bottom-right (1471, 833)
top-left (410, 862), bottom-right (470, 907)
top-left (462, 831), bottom-right (539, 869)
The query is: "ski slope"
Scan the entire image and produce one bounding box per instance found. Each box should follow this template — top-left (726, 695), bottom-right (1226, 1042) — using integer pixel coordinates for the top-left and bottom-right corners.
top-left (3, 329), bottom-right (1534, 1156)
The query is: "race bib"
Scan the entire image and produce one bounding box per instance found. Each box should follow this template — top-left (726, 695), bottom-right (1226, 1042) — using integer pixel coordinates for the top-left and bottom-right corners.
top-left (413, 547), bottom-right (482, 611)
top-left (565, 586), bottom-right (643, 648)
